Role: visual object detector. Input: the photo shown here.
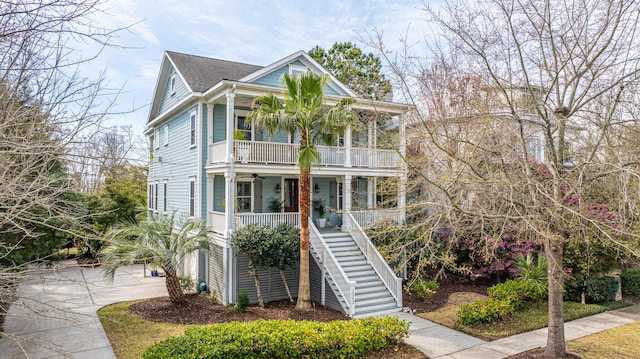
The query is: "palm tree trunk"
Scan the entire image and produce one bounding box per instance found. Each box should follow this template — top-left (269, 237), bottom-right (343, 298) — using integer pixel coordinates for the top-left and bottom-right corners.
top-left (296, 167), bottom-right (312, 310)
top-left (166, 274), bottom-right (185, 304)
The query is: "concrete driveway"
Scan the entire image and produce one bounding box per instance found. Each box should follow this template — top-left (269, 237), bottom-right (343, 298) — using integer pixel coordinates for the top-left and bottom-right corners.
top-left (0, 261), bottom-right (167, 358)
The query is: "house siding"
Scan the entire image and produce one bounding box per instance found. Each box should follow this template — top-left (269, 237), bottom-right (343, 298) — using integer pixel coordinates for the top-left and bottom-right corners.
top-left (207, 243), bottom-right (225, 302)
top-left (213, 175), bottom-right (225, 212)
top-left (159, 66), bottom-right (189, 114)
top-left (213, 104), bottom-right (227, 143)
top-left (150, 104), bottom-right (199, 217)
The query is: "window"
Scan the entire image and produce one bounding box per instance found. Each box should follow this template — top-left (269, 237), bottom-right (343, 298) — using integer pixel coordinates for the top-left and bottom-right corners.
top-left (163, 180), bottom-right (168, 213)
top-left (148, 184), bottom-right (153, 210)
top-left (154, 129), bottom-right (160, 149)
top-left (164, 125), bottom-right (169, 146)
top-left (190, 111), bottom-right (196, 147)
top-left (170, 73), bottom-right (176, 95)
top-left (337, 182), bottom-right (343, 211)
top-left (236, 116), bottom-right (251, 140)
top-left (236, 181), bottom-right (251, 212)
top-left (289, 64), bottom-right (307, 76)
top-left (154, 181), bottom-right (159, 211)
top-left (150, 136), bottom-right (154, 151)
top-left (526, 137), bottom-right (543, 162)
top-left (189, 177), bottom-right (196, 217)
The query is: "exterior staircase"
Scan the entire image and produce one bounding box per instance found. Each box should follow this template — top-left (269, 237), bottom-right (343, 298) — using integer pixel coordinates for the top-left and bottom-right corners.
top-left (315, 231), bottom-right (401, 317)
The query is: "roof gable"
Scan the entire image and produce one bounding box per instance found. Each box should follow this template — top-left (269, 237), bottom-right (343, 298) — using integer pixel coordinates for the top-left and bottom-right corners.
top-left (240, 51), bottom-right (357, 97)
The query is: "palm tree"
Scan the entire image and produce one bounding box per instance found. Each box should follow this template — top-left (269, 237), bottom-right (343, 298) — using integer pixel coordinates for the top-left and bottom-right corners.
top-left (248, 71), bottom-right (356, 310)
top-left (102, 212), bottom-right (210, 304)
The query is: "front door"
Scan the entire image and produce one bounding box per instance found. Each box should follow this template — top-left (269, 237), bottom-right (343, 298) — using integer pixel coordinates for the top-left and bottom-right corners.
top-left (283, 179), bottom-right (299, 212)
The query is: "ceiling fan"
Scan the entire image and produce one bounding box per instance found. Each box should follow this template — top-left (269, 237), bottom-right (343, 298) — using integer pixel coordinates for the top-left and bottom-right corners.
top-left (251, 173), bottom-right (266, 180)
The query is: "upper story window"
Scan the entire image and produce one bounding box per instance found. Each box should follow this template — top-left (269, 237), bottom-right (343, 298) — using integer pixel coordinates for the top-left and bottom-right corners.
top-left (154, 129), bottom-right (160, 149)
top-left (289, 64), bottom-right (307, 76)
top-left (236, 116), bottom-right (252, 140)
top-left (170, 73), bottom-right (176, 95)
top-left (190, 111), bottom-right (196, 147)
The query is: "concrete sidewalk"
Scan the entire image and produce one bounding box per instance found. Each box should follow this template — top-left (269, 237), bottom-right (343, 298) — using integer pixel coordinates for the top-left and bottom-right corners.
top-left (0, 261), bottom-right (167, 358)
top-left (397, 305), bottom-right (640, 359)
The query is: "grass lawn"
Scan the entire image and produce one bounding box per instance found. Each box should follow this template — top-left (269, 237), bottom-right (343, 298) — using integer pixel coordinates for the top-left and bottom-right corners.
top-left (98, 301), bottom-right (189, 359)
top-left (566, 321), bottom-right (640, 359)
top-left (454, 301), bottom-right (631, 341)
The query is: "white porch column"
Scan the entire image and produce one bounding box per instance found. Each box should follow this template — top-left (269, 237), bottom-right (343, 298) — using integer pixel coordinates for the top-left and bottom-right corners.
top-left (345, 125), bottom-right (352, 167)
top-left (225, 91), bottom-right (235, 163)
top-left (398, 173), bottom-right (406, 223)
top-left (367, 177), bottom-right (374, 209)
top-left (399, 113), bottom-right (407, 223)
top-left (343, 174), bottom-right (352, 229)
top-left (224, 169), bottom-right (235, 238)
top-left (207, 104), bottom-right (214, 163)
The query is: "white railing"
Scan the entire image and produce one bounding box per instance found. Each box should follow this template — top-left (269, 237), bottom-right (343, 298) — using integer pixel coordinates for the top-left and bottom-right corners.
top-left (317, 145), bottom-right (346, 166)
top-left (351, 148), bottom-right (399, 168)
top-left (209, 141), bottom-right (227, 163)
top-left (308, 218), bottom-right (357, 316)
top-left (208, 140), bottom-right (399, 169)
top-left (234, 212), bottom-right (300, 229)
top-left (345, 212), bottom-right (402, 308)
top-left (350, 209), bottom-right (402, 228)
top-left (208, 211), bottom-right (226, 233)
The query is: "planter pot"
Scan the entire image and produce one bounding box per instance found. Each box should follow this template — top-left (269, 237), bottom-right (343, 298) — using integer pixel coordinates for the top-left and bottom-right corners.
top-left (316, 218), bottom-right (327, 228)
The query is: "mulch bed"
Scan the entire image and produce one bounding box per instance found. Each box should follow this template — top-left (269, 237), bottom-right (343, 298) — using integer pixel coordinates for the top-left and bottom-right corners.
top-left (508, 348), bottom-right (582, 358)
top-left (403, 275), bottom-right (489, 313)
top-left (130, 294), bottom-right (350, 325)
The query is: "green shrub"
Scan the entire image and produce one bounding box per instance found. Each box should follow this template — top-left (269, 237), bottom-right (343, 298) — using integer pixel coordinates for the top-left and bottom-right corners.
top-left (621, 270), bottom-right (640, 296)
top-left (585, 276), bottom-right (618, 303)
top-left (142, 317), bottom-right (409, 359)
top-left (457, 298), bottom-right (515, 326)
top-left (410, 279), bottom-right (439, 298)
top-left (488, 279), bottom-right (546, 310)
top-left (178, 275), bottom-right (195, 292)
top-left (234, 289), bottom-right (249, 312)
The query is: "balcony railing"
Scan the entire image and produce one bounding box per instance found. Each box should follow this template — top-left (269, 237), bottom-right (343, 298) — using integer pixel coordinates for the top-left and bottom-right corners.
top-left (350, 209), bottom-right (402, 228)
top-left (234, 212), bottom-right (300, 229)
top-left (208, 140), bottom-right (400, 169)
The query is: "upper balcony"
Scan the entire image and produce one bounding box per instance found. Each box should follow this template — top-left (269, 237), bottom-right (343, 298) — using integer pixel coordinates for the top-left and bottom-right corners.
top-left (208, 140), bottom-right (400, 169)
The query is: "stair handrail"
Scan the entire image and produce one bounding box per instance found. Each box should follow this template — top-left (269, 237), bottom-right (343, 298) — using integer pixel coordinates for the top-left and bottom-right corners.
top-left (308, 219), bottom-right (357, 316)
top-left (345, 211), bottom-right (402, 308)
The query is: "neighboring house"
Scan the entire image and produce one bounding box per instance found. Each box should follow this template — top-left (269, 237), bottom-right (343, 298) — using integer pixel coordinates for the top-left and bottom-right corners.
top-left (145, 50), bottom-right (409, 317)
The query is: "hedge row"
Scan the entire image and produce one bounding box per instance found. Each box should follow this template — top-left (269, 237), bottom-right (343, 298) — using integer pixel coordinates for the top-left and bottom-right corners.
top-left (621, 270), bottom-right (640, 296)
top-left (142, 317), bottom-right (409, 359)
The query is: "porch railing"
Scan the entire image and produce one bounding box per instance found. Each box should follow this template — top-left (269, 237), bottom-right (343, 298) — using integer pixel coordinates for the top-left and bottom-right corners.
top-left (208, 140), bottom-right (400, 169)
top-left (234, 212), bottom-right (300, 229)
top-left (308, 218), bottom-right (356, 316)
top-left (350, 209), bottom-right (402, 228)
top-left (208, 211), bottom-right (226, 234)
top-left (345, 211), bottom-right (402, 309)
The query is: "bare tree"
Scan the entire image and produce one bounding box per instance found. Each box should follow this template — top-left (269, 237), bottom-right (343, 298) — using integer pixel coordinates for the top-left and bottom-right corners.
top-left (366, 0), bottom-right (640, 356)
top-left (0, 0), bottom-right (129, 353)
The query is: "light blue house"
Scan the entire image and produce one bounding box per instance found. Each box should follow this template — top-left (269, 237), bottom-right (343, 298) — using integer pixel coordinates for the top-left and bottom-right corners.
top-left (145, 50), bottom-right (409, 317)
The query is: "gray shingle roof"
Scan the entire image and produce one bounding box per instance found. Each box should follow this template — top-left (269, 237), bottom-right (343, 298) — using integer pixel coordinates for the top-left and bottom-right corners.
top-left (166, 51), bottom-right (263, 93)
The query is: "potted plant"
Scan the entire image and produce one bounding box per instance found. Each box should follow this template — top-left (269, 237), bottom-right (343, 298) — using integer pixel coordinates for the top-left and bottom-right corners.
top-left (312, 199), bottom-right (327, 228)
top-left (268, 197), bottom-right (284, 213)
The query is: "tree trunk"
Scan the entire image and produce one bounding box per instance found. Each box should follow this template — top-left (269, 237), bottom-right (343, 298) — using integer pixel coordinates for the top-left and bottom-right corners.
top-left (280, 268), bottom-right (294, 302)
top-left (166, 274), bottom-right (185, 304)
top-left (248, 253), bottom-right (264, 307)
top-left (545, 237), bottom-right (565, 358)
top-left (296, 167), bottom-right (312, 310)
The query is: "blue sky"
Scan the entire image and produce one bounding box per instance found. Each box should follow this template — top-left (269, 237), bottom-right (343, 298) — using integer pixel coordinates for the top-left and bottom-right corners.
top-left (86, 0), bottom-right (433, 137)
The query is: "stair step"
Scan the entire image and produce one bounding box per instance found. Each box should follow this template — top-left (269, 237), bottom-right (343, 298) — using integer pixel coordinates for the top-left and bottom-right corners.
top-left (339, 258), bottom-right (368, 266)
top-left (322, 232), bottom-right (351, 238)
top-left (357, 286), bottom-right (388, 295)
top-left (348, 274), bottom-right (379, 282)
top-left (341, 264), bottom-right (372, 272)
top-left (356, 296), bottom-right (397, 307)
top-left (326, 241), bottom-right (357, 248)
top-left (354, 304), bottom-right (401, 317)
top-left (357, 291), bottom-right (394, 301)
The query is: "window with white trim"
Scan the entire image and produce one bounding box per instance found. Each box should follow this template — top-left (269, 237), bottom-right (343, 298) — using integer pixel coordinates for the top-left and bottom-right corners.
top-left (236, 181), bottom-right (251, 212)
top-left (154, 129), bottom-right (160, 149)
top-left (148, 184), bottom-right (153, 210)
top-left (190, 111), bottom-right (196, 147)
top-left (189, 177), bottom-right (196, 217)
top-left (154, 181), bottom-right (159, 211)
top-left (289, 64), bottom-right (307, 76)
top-left (164, 125), bottom-right (169, 146)
top-left (170, 73), bottom-right (176, 95)
top-left (162, 180), bottom-right (168, 213)
top-left (236, 116), bottom-right (251, 140)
